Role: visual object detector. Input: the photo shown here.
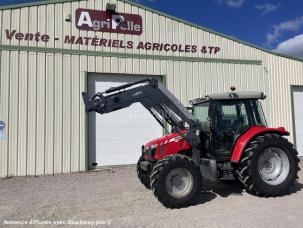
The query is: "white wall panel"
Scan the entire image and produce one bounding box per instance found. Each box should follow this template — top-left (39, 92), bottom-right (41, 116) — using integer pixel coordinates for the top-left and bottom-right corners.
top-left (266, 54), bottom-right (303, 144)
top-left (28, 6), bottom-right (38, 47)
top-left (17, 51), bottom-right (28, 176)
top-left (71, 55), bottom-right (80, 172)
top-left (8, 51), bottom-right (19, 176)
top-left (35, 53), bottom-right (46, 175)
top-left (62, 54), bottom-right (71, 173)
top-left (44, 53), bottom-right (54, 174)
top-left (0, 51), bottom-right (10, 176)
top-left (54, 53), bottom-right (63, 173)
top-left (46, 4), bottom-right (55, 48)
top-left (79, 55), bottom-right (87, 172)
top-left (0, 11), bottom-right (2, 45)
top-left (27, 52), bottom-right (37, 175)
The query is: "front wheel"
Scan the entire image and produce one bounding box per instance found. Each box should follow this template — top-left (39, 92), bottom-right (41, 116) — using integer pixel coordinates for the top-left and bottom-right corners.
top-left (150, 154), bottom-right (202, 208)
top-left (236, 134), bottom-right (300, 196)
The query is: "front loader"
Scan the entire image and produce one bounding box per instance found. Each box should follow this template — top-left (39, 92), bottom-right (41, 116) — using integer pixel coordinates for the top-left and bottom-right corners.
top-left (82, 78), bottom-right (300, 208)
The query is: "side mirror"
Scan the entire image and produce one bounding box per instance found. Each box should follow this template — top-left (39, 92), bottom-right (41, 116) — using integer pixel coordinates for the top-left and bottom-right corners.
top-left (186, 107), bottom-right (193, 111)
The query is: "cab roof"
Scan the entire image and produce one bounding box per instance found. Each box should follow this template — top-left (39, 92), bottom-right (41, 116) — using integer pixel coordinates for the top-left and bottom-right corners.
top-left (206, 91), bottom-right (266, 100)
top-left (190, 91), bottom-right (266, 105)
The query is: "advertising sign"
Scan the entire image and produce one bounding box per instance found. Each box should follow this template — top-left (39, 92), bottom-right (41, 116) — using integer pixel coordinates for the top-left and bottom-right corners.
top-left (75, 8), bottom-right (143, 35)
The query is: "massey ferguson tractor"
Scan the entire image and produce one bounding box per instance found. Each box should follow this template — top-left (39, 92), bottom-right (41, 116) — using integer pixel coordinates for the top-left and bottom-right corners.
top-left (82, 78), bottom-right (300, 208)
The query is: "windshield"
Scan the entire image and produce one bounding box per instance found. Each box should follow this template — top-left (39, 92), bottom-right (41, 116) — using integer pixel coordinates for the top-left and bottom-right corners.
top-left (193, 102), bottom-right (211, 132)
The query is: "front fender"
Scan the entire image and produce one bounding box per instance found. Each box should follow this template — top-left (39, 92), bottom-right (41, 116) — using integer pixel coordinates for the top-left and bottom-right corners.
top-left (231, 126), bottom-right (289, 163)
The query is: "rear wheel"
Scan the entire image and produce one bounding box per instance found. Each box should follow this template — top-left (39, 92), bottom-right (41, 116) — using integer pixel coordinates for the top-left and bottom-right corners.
top-left (150, 154), bottom-right (202, 208)
top-left (236, 134), bottom-right (300, 196)
top-left (137, 155), bottom-right (151, 189)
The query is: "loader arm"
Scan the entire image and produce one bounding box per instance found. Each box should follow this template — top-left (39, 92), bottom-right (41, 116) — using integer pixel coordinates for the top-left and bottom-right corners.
top-left (82, 78), bottom-right (202, 164)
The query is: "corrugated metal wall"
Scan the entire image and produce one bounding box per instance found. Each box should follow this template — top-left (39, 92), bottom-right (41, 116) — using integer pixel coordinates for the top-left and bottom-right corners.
top-left (0, 51), bottom-right (265, 177)
top-left (0, 51), bottom-right (87, 176)
top-left (0, 0), bottom-right (301, 177)
top-left (266, 54), bottom-right (303, 143)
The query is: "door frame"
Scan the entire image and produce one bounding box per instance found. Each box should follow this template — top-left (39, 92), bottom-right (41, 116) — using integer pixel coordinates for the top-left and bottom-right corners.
top-left (86, 72), bottom-right (166, 170)
top-left (290, 85), bottom-right (303, 156)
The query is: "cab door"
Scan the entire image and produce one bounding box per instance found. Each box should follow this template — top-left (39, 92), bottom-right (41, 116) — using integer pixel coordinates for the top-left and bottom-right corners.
top-left (212, 100), bottom-right (251, 158)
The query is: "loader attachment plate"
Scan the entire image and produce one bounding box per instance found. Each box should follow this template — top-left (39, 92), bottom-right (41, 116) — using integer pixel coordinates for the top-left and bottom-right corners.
top-left (82, 92), bottom-right (96, 112)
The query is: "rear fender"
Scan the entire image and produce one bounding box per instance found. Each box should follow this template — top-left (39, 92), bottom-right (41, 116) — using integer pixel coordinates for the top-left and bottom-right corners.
top-left (231, 126), bottom-right (289, 163)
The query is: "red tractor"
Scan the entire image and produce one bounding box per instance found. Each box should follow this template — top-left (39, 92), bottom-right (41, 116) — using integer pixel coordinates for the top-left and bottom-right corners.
top-left (82, 78), bottom-right (300, 208)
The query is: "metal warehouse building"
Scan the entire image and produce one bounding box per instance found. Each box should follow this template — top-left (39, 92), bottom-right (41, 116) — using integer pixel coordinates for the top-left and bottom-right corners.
top-left (0, 0), bottom-right (302, 177)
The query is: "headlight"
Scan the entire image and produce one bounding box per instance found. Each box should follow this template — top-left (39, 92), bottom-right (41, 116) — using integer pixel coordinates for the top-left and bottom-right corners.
top-left (144, 145), bottom-right (157, 159)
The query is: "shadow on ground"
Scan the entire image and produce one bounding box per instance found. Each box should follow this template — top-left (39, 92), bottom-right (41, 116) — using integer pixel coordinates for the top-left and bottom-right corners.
top-left (202, 179), bottom-right (244, 197)
top-left (190, 179), bottom-right (303, 208)
top-left (288, 181), bottom-right (303, 195)
top-left (199, 177), bottom-right (303, 199)
top-left (189, 179), bottom-right (244, 206)
top-left (192, 192), bottom-right (217, 206)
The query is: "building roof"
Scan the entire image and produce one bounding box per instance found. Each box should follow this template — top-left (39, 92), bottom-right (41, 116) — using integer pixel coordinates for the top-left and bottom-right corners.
top-left (0, 0), bottom-right (303, 63)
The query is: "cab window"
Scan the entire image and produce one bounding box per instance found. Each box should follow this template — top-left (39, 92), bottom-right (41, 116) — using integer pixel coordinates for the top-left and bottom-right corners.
top-left (193, 102), bottom-right (210, 132)
top-left (214, 101), bottom-right (250, 133)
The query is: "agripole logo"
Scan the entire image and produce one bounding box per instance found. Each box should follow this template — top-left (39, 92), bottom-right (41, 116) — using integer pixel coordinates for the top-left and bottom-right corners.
top-left (75, 8), bottom-right (143, 35)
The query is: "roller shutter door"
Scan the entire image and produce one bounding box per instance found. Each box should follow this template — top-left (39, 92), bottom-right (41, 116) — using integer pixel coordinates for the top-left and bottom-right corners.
top-left (293, 87), bottom-right (303, 157)
top-left (88, 74), bottom-right (163, 167)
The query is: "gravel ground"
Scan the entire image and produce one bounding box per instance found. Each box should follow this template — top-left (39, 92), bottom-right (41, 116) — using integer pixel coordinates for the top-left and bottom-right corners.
top-left (0, 163), bottom-right (302, 228)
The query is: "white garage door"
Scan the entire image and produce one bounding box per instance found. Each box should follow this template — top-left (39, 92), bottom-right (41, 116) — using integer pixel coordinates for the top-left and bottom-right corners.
top-left (293, 87), bottom-right (303, 157)
top-left (88, 74), bottom-right (163, 168)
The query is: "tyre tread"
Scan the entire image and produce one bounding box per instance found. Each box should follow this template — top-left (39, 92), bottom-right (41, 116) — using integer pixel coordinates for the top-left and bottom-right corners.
top-left (150, 154), bottom-right (202, 208)
top-left (236, 134), bottom-right (299, 196)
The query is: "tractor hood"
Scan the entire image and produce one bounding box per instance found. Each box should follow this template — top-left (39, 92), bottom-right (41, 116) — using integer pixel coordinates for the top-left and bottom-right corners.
top-left (144, 130), bottom-right (188, 148)
top-left (143, 130), bottom-right (192, 160)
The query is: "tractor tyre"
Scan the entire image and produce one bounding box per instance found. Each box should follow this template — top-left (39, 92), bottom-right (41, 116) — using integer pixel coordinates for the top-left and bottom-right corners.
top-left (150, 154), bottom-right (202, 208)
top-left (137, 155), bottom-right (151, 189)
top-left (236, 134), bottom-right (300, 196)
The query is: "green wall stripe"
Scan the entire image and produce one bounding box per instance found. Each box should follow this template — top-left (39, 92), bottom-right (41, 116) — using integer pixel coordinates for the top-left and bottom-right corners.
top-left (0, 45), bottom-right (262, 65)
top-left (0, 0), bottom-right (302, 63)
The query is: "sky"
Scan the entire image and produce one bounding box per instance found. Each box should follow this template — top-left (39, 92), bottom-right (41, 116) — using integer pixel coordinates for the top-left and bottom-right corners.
top-left (1, 0), bottom-right (303, 58)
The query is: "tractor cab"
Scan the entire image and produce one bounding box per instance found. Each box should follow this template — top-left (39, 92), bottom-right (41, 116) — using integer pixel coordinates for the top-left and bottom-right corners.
top-left (191, 90), bottom-right (267, 160)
